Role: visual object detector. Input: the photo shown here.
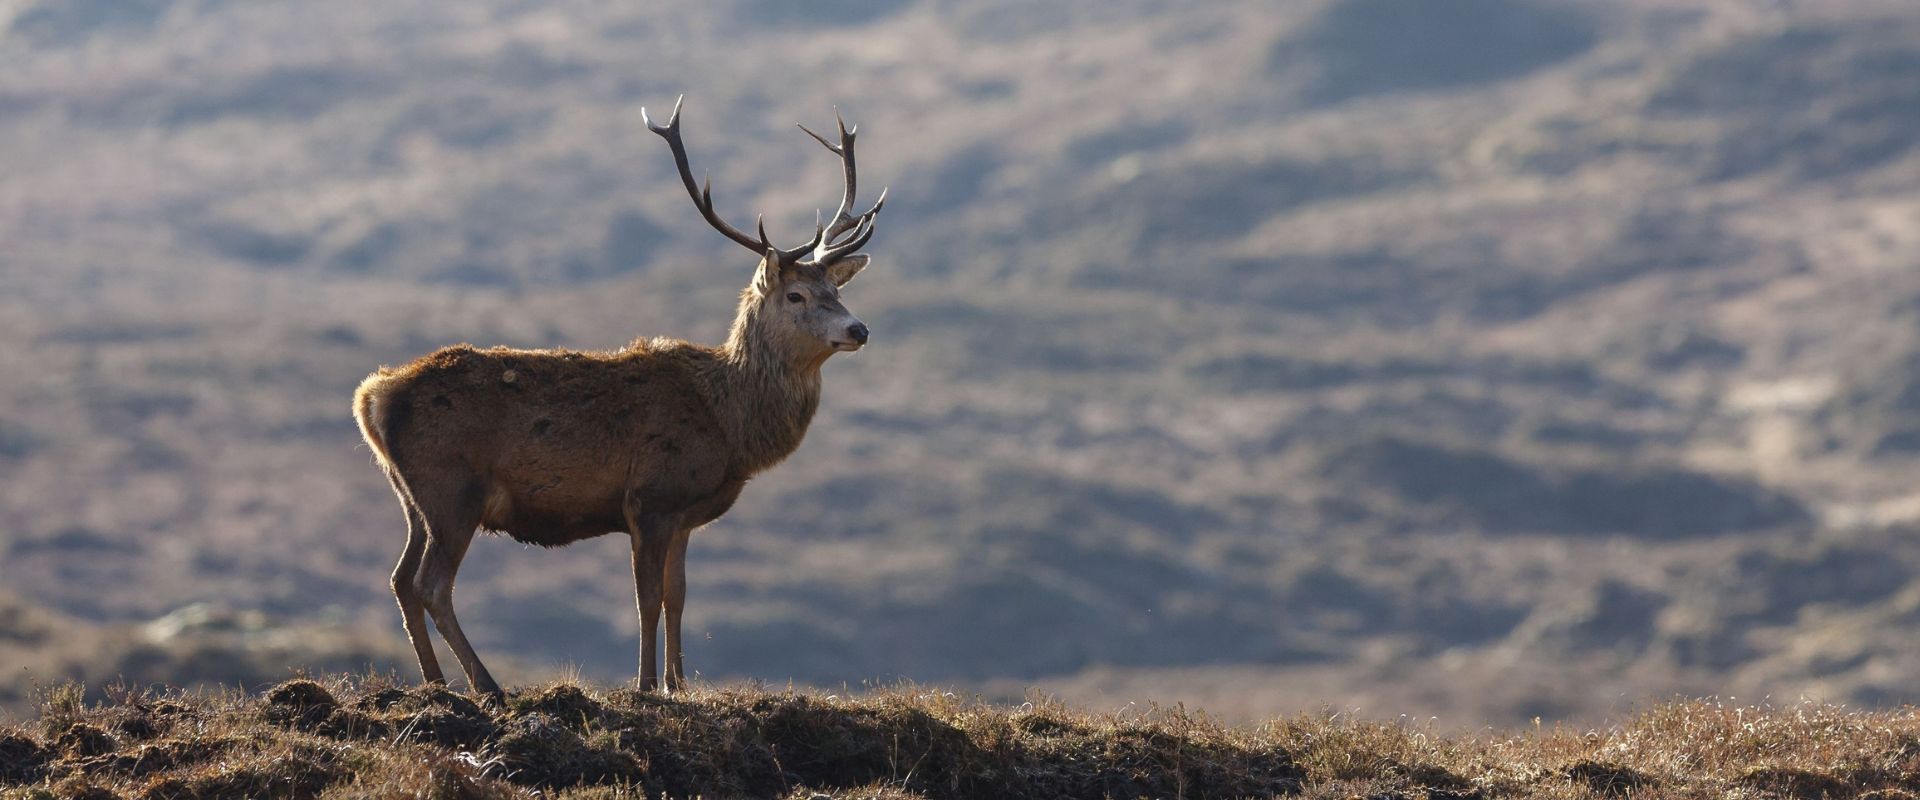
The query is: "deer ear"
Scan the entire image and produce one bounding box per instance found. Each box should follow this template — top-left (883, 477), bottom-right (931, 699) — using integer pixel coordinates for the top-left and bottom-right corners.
top-left (753, 248), bottom-right (784, 293)
top-left (824, 254), bottom-right (869, 287)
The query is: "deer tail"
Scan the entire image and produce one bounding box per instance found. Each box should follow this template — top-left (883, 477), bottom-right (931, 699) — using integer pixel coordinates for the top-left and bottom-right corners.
top-left (352, 372), bottom-right (406, 470)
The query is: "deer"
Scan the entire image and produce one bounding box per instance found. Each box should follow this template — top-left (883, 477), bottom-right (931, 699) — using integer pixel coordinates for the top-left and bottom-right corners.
top-left (351, 96), bottom-right (884, 699)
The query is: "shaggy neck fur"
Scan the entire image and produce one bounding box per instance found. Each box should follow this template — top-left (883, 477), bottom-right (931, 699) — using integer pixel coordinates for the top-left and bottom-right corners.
top-left (711, 288), bottom-right (825, 476)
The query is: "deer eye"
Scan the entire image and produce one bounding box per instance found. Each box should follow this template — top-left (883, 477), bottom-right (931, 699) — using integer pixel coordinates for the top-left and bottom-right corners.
top-left (786, 292), bottom-right (805, 304)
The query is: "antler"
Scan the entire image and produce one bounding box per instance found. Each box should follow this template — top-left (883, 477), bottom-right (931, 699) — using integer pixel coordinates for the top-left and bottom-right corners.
top-left (797, 110), bottom-right (887, 265)
top-left (643, 96), bottom-right (885, 267)
top-left (643, 96), bottom-right (826, 263)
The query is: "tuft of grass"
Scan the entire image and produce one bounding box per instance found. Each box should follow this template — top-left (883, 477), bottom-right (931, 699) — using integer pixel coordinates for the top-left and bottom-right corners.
top-left (1562, 760), bottom-right (1649, 797)
top-left (7, 679), bottom-right (1920, 798)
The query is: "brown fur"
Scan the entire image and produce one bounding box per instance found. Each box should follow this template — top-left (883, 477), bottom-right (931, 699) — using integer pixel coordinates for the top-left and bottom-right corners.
top-left (353, 255), bottom-right (868, 697)
top-left (356, 337), bottom-right (796, 546)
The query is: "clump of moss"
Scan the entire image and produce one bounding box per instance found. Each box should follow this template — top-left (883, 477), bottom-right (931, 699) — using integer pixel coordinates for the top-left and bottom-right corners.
top-left (512, 682), bottom-right (605, 729)
top-left (489, 712), bottom-right (642, 789)
top-left (48, 777), bottom-right (119, 800)
top-left (1564, 760), bottom-right (1649, 797)
top-left (1739, 765), bottom-right (1856, 799)
top-left (750, 694), bottom-right (980, 794)
top-left (261, 679), bottom-right (337, 731)
top-left (313, 707), bottom-right (388, 740)
top-left (1012, 711), bottom-right (1090, 738)
top-left (151, 743), bottom-right (347, 800)
top-left (404, 684), bottom-right (486, 717)
top-left (103, 710), bottom-right (160, 743)
top-left (1396, 761), bottom-right (1477, 799)
top-left (144, 702), bottom-right (192, 721)
top-left (353, 686), bottom-right (408, 712)
top-left (53, 723), bottom-right (116, 760)
top-left (134, 776), bottom-right (192, 800)
top-left (263, 680), bottom-right (334, 712)
top-left (386, 683), bottom-right (498, 748)
top-left (75, 746), bottom-right (171, 782)
top-left (395, 707), bottom-right (497, 749)
top-left (1006, 716), bottom-right (1300, 799)
top-left (782, 786), bottom-right (929, 800)
top-left (0, 732), bottom-right (50, 784)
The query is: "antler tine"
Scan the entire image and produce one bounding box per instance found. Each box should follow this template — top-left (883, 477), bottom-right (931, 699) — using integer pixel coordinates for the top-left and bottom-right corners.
top-left (639, 93), bottom-right (681, 132)
top-left (797, 108), bottom-right (853, 151)
top-left (797, 108), bottom-right (865, 246)
top-left (818, 185), bottom-right (886, 252)
top-left (813, 206), bottom-right (881, 263)
top-left (798, 123), bottom-right (841, 154)
top-left (644, 96), bottom-right (768, 255)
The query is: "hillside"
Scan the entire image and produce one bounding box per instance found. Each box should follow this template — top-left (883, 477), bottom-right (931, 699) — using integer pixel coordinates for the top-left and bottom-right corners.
top-left (8, 678), bottom-right (1920, 799)
top-left (6, 0), bottom-right (1920, 726)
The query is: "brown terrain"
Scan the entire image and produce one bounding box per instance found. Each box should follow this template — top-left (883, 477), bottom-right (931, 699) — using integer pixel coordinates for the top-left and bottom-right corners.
top-left (9, 678), bottom-right (1920, 799)
top-left (4, 0), bottom-right (1920, 731)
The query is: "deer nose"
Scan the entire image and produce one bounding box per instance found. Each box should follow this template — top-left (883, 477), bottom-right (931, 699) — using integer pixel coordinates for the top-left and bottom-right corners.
top-left (847, 322), bottom-right (870, 345)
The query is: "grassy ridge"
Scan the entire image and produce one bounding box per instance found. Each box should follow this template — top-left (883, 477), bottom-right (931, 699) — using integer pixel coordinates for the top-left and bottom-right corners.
top-left (2, 678), bottom-right (1919, 799)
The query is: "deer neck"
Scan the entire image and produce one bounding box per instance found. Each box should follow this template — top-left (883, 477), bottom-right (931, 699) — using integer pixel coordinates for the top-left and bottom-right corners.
top-left (712, 298), bottom-right (825, 476)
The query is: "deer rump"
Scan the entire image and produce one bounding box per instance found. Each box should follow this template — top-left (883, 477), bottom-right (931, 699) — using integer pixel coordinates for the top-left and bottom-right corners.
top-left (357, 343), bottom-right (742, 548)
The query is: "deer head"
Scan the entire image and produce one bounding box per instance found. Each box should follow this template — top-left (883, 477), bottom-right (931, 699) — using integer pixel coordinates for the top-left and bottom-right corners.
top-left (643, 97), bottom-right (884, 363)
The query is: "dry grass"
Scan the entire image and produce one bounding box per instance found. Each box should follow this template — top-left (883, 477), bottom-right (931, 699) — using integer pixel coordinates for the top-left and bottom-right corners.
top-left (3, 678), bottom-right (1919, 799)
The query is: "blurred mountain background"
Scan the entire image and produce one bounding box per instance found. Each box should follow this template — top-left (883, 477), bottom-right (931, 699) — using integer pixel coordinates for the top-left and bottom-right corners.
top-left (3, 0), bottom-right (1920, 728)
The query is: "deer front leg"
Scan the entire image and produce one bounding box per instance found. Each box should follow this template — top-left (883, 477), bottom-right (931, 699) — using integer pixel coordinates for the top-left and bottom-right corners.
top-left (630, 536), bottom-right (664, 691)
top-left (625, 494), bottom-right (672, 692)
top-left (663, 526), bottom-right (692, 692)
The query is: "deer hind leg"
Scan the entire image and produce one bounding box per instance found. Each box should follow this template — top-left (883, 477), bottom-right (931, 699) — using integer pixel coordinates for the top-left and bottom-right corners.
top-left (663, 526), bottom-right (692, 693)
top-left (412, 480), bottom-right (503, 699)
top-left (386, 475), bottom-right (443, 684)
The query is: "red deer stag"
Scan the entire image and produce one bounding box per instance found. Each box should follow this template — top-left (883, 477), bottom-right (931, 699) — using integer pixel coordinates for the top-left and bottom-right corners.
top-left (352, 96), bottom-right (884, 697)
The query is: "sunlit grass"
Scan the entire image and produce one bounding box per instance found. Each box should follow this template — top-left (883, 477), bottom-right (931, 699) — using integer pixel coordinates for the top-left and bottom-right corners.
top-left (5, 677), bottom-right (1920, 798)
